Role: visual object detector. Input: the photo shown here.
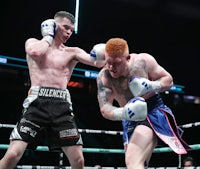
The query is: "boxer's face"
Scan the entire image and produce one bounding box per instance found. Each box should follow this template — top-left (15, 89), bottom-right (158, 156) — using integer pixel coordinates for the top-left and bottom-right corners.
top-left (55, 17), bottom-right (74, 43)
top-left (106, 54), bottom-right (127, 78)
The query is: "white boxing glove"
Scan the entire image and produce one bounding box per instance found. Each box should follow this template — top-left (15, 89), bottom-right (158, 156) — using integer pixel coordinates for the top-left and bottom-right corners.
top-left (129, 76), bottom-right (161, 97)
top-left (41, 19), bottom-right (58, 45)
top-left (90, 43), bottom-right (105, 61)
top-left (113, 97), bottom-right (147, 121)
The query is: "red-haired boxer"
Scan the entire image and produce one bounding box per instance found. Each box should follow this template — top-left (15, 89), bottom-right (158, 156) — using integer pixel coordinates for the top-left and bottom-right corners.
top-left (96, 38), bottom-right (191, 169)
top-left (0, 11), bottom-right (105, 169)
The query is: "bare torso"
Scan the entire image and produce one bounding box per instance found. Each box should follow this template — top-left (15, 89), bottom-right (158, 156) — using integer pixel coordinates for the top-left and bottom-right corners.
top-left (98, 53), bottom-right (160, 107)
top-left (27, 45), bottom-right (78, 89)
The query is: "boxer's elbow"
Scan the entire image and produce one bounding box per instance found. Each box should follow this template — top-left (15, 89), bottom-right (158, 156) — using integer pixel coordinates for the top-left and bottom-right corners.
top-left (25, 39), bottom-right (48, 57)
top-left (161, 74), bottom-right (174, 91)
top-left (100, 106), bottom-right (113, 120)
top-left (100, 108), bottom-right (107, 119)
top-left (167, 74), bottom-right (174, 88)
top-left (26, 47), bottom-right (42, 57)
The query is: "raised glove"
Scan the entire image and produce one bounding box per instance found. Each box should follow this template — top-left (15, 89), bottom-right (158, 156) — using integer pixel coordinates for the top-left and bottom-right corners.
top-left (129, 76), bottom-right (161, 97)
top-left (41, 19), bottom-right (57, 45)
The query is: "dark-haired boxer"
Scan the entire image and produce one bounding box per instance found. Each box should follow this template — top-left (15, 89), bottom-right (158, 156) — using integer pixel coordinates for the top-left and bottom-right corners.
top-left (0, 11), bottom-right (106, 169)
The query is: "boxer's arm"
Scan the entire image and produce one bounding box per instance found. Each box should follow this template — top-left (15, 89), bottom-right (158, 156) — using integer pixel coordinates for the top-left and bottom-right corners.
top-left (129, 74), bottom-right (173, 97)
top-left (72, 44), bottom-right (106, 68)
top-left (25, 19), bottom-right (57, 57)
top-left (129, 54), bottom-right (174, 97)
top-left (129, 76), bottom-right (161, 97)
top-left (97, 73), bottom-right (147, 121)
top-left (25, 38), bottom-right (50, 57)
top-left (97, 73), bottom-right (116, 120)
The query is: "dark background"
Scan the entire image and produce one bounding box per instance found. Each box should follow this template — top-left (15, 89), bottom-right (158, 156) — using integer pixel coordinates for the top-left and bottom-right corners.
top-left (0, 0), bottom-right (200, 168)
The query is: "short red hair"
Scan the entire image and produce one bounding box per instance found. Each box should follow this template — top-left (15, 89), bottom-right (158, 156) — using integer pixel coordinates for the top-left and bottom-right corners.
top-left (105, 38), bottom-right (129, 58)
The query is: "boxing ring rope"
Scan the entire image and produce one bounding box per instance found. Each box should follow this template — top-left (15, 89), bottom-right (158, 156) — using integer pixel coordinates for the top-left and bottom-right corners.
top-left (0, 143), bottom-right (200, 154)
top-left (1, 122), bottom-right (200, 154)
top-left (0, 122), bottom-right (200, 130)
top-left (1, 121), bottom-right (200, 133)
top-left (1, 122), bottom-right (200, 169)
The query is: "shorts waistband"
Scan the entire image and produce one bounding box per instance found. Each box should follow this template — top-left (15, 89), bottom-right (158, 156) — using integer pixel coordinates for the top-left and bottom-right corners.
top-left (29, 86), bottom-right (69, 100)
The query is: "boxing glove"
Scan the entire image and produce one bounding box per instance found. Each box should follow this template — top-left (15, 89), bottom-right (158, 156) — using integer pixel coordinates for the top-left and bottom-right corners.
top-left (90, 43), bottom-right (105, 61)
top-left (129, 76), bottom-right (161, 97)
top-left (113, 97), bottom-right (147, 121)
top-left (41, 19), bottom-right (57, 45)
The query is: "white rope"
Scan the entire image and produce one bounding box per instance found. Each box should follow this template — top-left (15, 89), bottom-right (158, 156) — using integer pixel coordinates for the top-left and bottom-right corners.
top-left (0, 123), bottom-right (16, 128)
top-left (78, 129), bottom-right (123, 135)
top-left (0, 123), bottom-right (123, 135)
top-left (1, 122), bottom-right (199, 135)
top-left (179, 122), bottom-right (200, 128)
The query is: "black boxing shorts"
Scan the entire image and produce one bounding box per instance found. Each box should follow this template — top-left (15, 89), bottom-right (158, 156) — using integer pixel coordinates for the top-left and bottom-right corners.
top-left (10, 86), bottom-right (83, 151)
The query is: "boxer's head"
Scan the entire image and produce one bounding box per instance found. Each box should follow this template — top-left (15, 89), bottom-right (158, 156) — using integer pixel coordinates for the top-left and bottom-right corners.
top-left (105, 38), bottom-right (130, 78)
top-left (105, 38), bottom-right (129, 58)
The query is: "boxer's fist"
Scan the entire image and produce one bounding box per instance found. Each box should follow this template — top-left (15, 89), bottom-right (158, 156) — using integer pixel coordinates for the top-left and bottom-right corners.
top-left (129, 76), bottom-right (161, 97)
top-left (122, 97), bottom-right (147, 121)
top-left (90, 43), bottom-right (105, 61)
top-left (41, 19), bottom-right (57, 45)
top-left (41, 19), bottom-right (57, 37)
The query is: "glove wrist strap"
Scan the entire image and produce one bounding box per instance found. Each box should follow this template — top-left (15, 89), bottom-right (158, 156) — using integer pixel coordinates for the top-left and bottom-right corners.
top-left (151, 80), bottom-right (161, 93)
top-left (42, 35), bottom-right (53, 46)
top-left (113, 108), bottom-right (124, 121)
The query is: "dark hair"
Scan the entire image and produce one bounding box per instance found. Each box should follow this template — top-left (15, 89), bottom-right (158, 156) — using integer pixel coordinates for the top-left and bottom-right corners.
top-left (54, 11), bottom-right (75, 24)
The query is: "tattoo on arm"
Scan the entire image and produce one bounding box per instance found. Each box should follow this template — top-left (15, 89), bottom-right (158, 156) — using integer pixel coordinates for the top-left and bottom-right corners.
top-left (97, 76), bottom-right (112, 108)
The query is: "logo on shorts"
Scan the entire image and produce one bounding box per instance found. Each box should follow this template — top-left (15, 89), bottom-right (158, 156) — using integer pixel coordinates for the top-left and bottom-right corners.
top-left (38, 88), bottom-right (67, 99)
top-left (59, 128), bottom-right (78, 139)
top-left (20, 126), bottom-right (37, 138)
